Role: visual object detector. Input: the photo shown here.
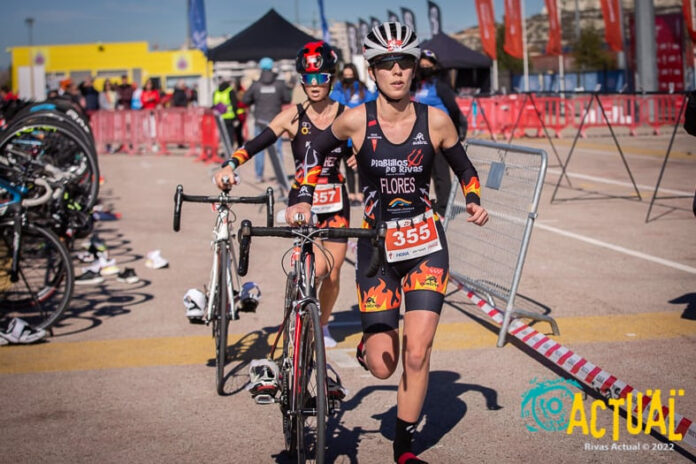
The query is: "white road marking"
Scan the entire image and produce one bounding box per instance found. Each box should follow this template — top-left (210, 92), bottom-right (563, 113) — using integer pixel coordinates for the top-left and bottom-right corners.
top-left (547, 168), bottom-right (693, 196)
top-left (535, 222), bottom-right (696, 275)
top-left (327, 349), bottom-right (359, 369)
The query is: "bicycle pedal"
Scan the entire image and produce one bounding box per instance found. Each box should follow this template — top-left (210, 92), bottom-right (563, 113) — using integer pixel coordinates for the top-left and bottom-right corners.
top-left (253, 394), bottom-right (276, 405)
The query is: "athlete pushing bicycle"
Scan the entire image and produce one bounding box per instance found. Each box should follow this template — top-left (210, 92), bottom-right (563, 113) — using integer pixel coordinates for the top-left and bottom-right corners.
top-left (215, 41), bottom-right (350, 352)
top-left (284, 22), bottom-right (489, 464)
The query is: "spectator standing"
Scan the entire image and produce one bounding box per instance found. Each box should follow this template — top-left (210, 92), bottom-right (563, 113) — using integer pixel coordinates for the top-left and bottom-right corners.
top-left (141, 79), bottom-right (160, 110)
top-left (117, 74), bottom-right (134, 109)
top-left (79, 77), bottom-right (100, 111)
top-left (329, 63), bottom-right (377, 205)
top-left (172, 80), bottom-right (189, 108)
top-left (1, 85), bottom-right (18, 101)
top-left (131, 83), bottom-right (143, 110)
top-left (412, 49), bottom-right (468, 216)
top-left (98, 79), bottom-right (117, 110)
top-left (212, 79), bottom-right (240, 149)
top-left (188, 84), bottom-right (199, 106)
top-left (234, 78), bottom-right (248, 146)
top-left (242, 57), bottom-right (291, 183)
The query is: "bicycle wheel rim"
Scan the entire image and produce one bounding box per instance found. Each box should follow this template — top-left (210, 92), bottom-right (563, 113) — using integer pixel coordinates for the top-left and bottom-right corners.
top-left (295, 302), bottom-right (326, 464)
top-left (215, 245), bottom-right (229, 395)
top-left (0, 221), bottom-right (74, 330)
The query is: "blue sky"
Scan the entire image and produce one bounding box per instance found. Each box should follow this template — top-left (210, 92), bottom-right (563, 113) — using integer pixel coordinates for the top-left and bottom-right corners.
top-left (1, 0), bottom-right (546, 68)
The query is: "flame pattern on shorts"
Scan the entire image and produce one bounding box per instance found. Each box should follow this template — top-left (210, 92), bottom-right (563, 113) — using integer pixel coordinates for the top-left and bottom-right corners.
top-left (358, 278), bottom-right (401, 312)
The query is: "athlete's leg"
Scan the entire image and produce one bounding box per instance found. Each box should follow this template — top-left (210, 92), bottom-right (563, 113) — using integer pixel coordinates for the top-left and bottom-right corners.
top-left (397, 309), bottom-right (439, 422)
top-left (314, 240), bottom-right (347, 327)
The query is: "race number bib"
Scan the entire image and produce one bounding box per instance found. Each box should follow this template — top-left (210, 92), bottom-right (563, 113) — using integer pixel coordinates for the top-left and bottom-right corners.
top-left (311, 183), bottom-right (343, 214)
top-left (385, 210), bottom-right (442, 263)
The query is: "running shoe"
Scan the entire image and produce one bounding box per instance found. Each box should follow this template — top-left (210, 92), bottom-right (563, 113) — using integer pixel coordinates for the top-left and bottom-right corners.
top-left (117, 268), bottom-right (139, 284)
top-left (322, 324), bottom-right (337, 348)
top-left (75, 270), bottom-right (105, 285)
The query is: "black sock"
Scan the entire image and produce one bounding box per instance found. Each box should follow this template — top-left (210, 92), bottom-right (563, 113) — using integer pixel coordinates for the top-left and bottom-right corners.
top-left (393, 417), bottom-right (417, 462)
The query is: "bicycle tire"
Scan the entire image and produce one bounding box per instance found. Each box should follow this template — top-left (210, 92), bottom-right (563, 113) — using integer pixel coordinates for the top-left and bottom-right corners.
top-left (214, 244), bottom-right (230, 395)
top-left (0, 117), bottom-right (100, 211)
top-left (281, 271), bottom-right (299, 453)
top-left (0, 220), bottom-right (74, 330)
top-left (295, 302), bottom-right (327, 464)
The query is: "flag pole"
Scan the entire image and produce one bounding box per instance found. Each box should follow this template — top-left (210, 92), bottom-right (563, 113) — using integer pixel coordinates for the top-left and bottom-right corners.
top-left (557, 0), bottom-right (565, 93)
top-left (521, 0), bottom-right (529, 91)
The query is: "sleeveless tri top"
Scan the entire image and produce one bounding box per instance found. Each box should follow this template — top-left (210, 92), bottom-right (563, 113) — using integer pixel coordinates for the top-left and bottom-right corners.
top-left (355, 100), bottom-right (437, 223)
top-left (290, 103), bottom-right (349, 187)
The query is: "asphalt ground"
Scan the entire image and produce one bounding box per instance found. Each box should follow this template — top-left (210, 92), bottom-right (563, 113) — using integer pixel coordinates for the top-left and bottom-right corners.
top-left (0, 128), bottom-right (694, 463)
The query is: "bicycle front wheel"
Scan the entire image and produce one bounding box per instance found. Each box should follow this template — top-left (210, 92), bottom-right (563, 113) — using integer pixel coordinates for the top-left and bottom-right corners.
top-left (0, 221), bottom-right (74, 330)
top-left (294, 302), bottom-right (327, 464)
top-left (213, 244), bottom-right (229, 395)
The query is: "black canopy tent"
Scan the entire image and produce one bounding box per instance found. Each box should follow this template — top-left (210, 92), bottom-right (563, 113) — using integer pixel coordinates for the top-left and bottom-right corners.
top-left (420, 33), bottom-right (493, 91)
top-left (208, 9), bottom-right (319, 62)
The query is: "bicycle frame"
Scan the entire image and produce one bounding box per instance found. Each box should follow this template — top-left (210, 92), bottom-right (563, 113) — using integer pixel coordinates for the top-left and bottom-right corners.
top-left (205, 202), bottom-right (242, 323)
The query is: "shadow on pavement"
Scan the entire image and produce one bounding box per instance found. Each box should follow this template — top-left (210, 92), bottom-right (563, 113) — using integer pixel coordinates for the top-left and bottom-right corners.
top-left (54, 226), bottom-right (152, 338)
top-left (320, 371), bottom-right (502, 463)
top-left (670, 292), bottom-right (696, 320)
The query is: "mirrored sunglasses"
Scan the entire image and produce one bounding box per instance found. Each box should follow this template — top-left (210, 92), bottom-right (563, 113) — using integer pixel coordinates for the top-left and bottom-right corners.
top-left (372, 55), bottom-right (417, 71)
top-left (300, 73), bottom-right (332, 85)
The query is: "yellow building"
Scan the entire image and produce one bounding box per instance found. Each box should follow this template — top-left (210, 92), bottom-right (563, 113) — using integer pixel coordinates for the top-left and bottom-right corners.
top-left (7, 41), bottom-right (212, 94)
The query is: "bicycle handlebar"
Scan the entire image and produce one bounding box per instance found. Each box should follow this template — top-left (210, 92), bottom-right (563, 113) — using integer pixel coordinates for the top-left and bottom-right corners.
top-left (173, 185), bottom-right (274, 232)
top-left (21, 178), bottom-right (53, 207)
top-left (237, 220), bottom-right (387, 278)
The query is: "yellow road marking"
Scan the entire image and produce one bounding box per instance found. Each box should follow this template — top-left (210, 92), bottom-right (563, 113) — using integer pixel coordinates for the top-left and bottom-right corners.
top-left (0, 311), bottom-right (693, 375)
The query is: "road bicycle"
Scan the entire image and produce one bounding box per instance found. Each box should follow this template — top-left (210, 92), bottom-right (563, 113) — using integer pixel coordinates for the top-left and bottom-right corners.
top-left (237, 217), bottom-right (386, 463)
top-left (173, 182), bottom-right (274, 395)
top-left (0, 176), bottom-right (75, 331)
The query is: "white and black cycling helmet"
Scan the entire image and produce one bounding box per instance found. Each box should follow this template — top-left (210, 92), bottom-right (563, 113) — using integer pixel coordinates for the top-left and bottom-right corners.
top-left (363, 21), bottom-right (420, 63)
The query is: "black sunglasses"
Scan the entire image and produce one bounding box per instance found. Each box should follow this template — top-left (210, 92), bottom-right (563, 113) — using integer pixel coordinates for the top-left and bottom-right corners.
top-left (372, 55), bottom-right (417, 71)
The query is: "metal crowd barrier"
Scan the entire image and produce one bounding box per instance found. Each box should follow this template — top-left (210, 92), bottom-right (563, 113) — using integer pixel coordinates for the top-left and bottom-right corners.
top-left (443, 138), bottom-right (558, 347)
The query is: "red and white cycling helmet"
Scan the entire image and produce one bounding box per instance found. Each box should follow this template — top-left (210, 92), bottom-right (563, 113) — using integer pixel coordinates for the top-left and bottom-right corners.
top-left (296, 41), bottom-right (337, 74)
top-left (363, 22), bottom-right (420, 63)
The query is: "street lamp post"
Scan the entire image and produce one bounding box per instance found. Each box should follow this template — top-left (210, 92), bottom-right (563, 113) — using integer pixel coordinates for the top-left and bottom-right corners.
top-left (25, 17), bottom-right (35, 99)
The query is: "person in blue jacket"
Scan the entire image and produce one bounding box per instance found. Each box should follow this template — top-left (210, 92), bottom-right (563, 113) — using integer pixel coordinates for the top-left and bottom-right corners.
top-left (329, 63), bottom-right (377, 205)
top-left (412, 49), bottom-right (468, 216)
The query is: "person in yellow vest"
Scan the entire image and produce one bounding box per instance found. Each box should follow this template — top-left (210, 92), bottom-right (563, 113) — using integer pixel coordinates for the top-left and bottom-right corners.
top-left (212, 80), bottom-right (240, 148)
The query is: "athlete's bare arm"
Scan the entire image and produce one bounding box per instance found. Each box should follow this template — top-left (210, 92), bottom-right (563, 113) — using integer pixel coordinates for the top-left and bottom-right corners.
top-left (427, 106), bottom-right (488, 226)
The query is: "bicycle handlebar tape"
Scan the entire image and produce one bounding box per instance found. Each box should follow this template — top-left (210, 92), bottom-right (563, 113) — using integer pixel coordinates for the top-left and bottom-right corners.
top-left (173, 185), bottom-right (183, 232)
top-left (266, 187), bottom-right (274, 227)
top-left (365, 223), bottom-right (388, 278)
top-left (237, 219), bottom-right (252, 276)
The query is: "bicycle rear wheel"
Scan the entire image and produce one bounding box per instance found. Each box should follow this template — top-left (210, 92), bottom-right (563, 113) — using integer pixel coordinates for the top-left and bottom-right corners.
top-left (294, 302), bottom-right (327, 464)
top-left (0, 220), bottom-right (74, 330)
top-left (213, 244), bottom-right (229, 395)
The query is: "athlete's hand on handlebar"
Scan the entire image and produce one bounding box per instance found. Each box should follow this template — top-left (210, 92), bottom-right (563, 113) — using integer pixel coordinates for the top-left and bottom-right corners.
top-left (466, 203), bottom-right (489, 226)
top-left (346, 154), bottom-right (358, 171)
top-left (214, 164), bottom-right (238, 190)
top-left (285, 202), bottom-right (312, 225)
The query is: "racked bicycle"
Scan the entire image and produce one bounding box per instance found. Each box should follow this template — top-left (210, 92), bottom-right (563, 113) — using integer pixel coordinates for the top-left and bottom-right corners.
top-left (0, 176), bottom-right (75, 332)
top-left (237, 217), bottom-right (386, 464)
top-left (173, 182), bottom-right (273, 395)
